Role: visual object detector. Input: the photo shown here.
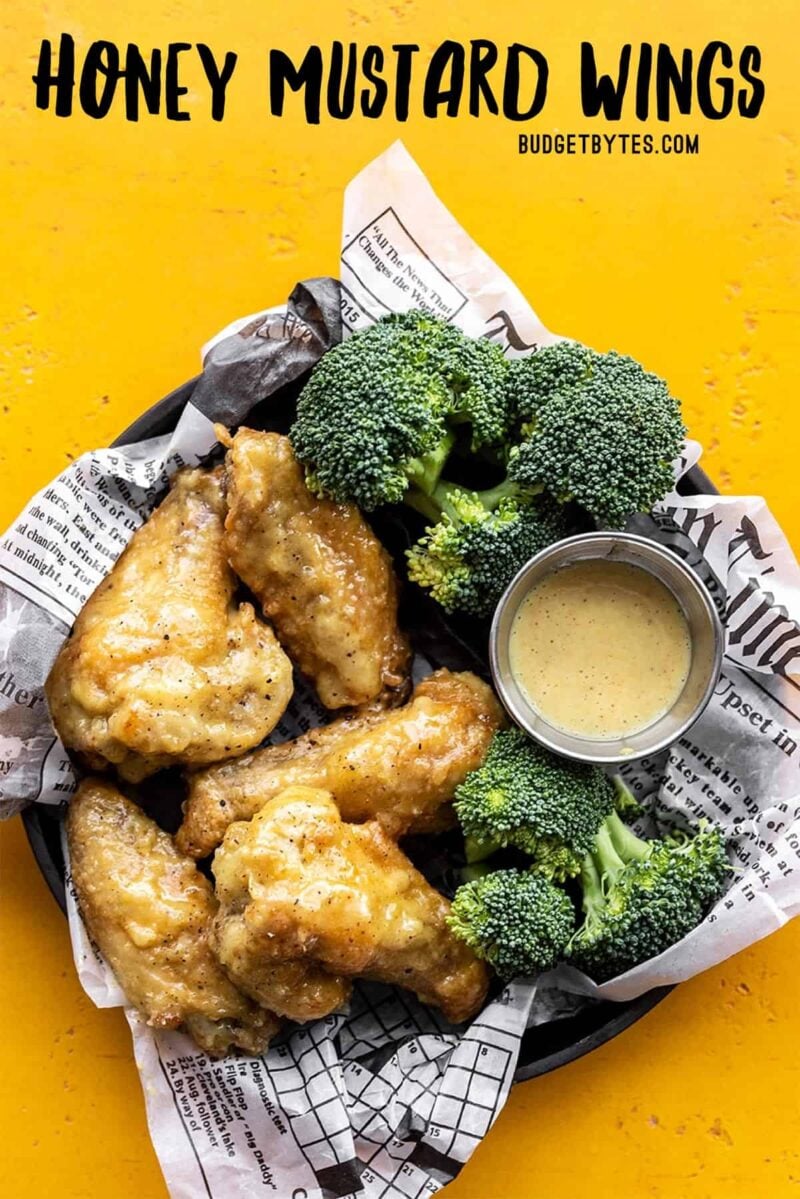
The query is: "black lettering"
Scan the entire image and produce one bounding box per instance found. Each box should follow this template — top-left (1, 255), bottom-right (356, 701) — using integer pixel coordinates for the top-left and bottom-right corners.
top-left (328, 41), bottom-right (357, 119)
top-left (730, 514), bottom-right (771, 561)
top-left (775, 650), bottom-right (800, 691)
top-left (165, 42), bottom-right (192, 121)
top-left (269, 46), bottom-right (323, 124)
top-left (756, 628), bottom-right (800, 668)
top-left (360, 45), bottom-right (387, 117)
top-left (677, 507), bottom-right (722, 555)
top-left (503, 43), bottom-right (548, 120)
top-left (696, 41), bottom-right (734, 119)
top-left (738, 45), bottom-right (765, 117)
top-left (774, 727), bottom-right (798, 757)
top-left (123, 45), bottom-right (162, 120)
top-left (635, 43), bottom-right (653, 119)
top-left (469, 40), bottom-right (499, 116)
top-left (392, 44), bottom-right (419, 121)
top-left (728, 596), bottom-right (775, 645)
top-left (655, 44), bottom-right (693, 119)
top-left (32, 34), bottom-right (75, 116)
top-left (423, 40), bottom-right (465, 117)
top-left (581, 41), bottom-right (631, 120)
top-left (196, 44), bottom-right (237, 122)
top-left (79, 41), bottom-right (120, 119)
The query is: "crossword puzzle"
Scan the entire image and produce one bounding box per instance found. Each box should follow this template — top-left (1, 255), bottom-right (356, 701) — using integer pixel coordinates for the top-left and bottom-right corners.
top-left (260, 981), bottom-right (531, 1199)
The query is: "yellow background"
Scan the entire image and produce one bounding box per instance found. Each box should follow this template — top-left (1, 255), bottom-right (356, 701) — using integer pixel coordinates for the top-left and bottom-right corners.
top-left (1, 2), bottom-right (798, 1196)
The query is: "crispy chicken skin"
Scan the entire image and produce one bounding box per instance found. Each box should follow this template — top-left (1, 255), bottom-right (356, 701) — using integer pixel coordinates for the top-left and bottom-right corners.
top-left (220, 428), bottom-right (410, 709)
top-left (177, 669), bottom-right (505, 859)
top-left (212, 786), bottom-right (490, 1024)
top-left (46, 468), bottom-right (293, 782)
top-left (67, 779), bottom-right (279, 1056)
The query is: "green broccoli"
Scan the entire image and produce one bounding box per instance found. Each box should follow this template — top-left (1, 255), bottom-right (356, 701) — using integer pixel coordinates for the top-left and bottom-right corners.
top-left (405, 482), bottom-right (573, 618)
top-left (507, 342), bottom-right (686, 528)
top-left (611, 773), bottom-right (644, 818)
top-left (453, 729), bottom-right (616, 879)
top-left (448, 867), bottom-right (575, 981)
top-left (289, 310), bottom-right (510, 511)
top-left (568, 801), bottom-right (729, 982)
top-left (449, 755), bottom-right (728, 984)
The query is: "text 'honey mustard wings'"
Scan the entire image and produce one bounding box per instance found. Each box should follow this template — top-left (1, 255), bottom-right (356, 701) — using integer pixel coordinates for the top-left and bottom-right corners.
top-left (212, 786), bottom-right (489, 1025)
top-left (67, 779), bottom-right (279, 1056)
top-left (47, 467), bottom-right (293, 781)
top-left (221, 428), bottom-right (410, 710)
top-left (177, 669), bottom-right (505, 859)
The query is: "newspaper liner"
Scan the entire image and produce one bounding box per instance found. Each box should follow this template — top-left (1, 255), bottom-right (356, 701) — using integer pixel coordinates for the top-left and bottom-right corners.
top-left (1, 141), bottom-right (799, 1196)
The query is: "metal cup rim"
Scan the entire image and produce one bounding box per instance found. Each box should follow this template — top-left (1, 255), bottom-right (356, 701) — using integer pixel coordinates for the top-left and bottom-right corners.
top-left (488, 531), bottom-right (724, 765)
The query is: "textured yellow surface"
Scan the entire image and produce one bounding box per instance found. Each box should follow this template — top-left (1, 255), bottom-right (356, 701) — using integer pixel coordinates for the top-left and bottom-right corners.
top-left (1, 1), bottom-right (799, 1197)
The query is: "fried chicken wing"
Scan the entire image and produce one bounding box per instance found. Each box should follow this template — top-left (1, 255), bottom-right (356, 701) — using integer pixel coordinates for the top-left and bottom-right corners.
top-left (212, 786), bottom-right (490, 1024)
top-left (177, 669), bottom-right (505, 859)
top-left (67, 779), bottom-right (279, 1056)
top-left (47, 467), bottom-right (293, 781)
top-left (221, 428), bottom-right (410, 709)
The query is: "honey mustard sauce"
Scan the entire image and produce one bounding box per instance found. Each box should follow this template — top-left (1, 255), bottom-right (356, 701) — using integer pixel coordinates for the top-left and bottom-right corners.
top-left (509, 559), bottom-right (692, 740)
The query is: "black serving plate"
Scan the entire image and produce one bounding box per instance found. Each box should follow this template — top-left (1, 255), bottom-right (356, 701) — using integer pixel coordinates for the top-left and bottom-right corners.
top-left (23, 374), bottom-right (716, 1082)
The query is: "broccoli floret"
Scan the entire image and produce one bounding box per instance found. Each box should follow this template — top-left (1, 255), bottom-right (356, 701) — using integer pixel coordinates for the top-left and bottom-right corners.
top-left (405, 481), bottom-right (573, 618)
top-left (453, 758), bottom-right (728, 984)
top-left (612, 774), bottom-right (644, 818)
top-left (449, 868), bottom-right (575, 981)
top-left (507, 342), bottom-right (686, 528)
top-left (509, 339), bottom-right (591, 420)
top-left (453, 729), bottom-right (616, 880)
top-left (289, 310), bottom-right (510, 510)
top-left (569, 801), bottom-right (729, 982)
top-left (431, 319), bottom-right (512, 449)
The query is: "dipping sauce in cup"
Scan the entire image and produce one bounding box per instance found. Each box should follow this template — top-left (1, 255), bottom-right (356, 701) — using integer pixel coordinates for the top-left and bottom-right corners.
top-left (490, 533), bottom-right (723, 765)
top-left (509, 559), bottom-right (692, 741)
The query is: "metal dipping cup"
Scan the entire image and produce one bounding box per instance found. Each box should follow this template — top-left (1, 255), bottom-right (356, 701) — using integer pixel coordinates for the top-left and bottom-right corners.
top-left (489, 531), bottom-right (724, 765)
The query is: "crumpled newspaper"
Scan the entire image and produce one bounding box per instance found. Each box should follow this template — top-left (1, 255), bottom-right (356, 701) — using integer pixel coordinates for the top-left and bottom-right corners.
top-left (2, 141), bottom-right (800, 1197)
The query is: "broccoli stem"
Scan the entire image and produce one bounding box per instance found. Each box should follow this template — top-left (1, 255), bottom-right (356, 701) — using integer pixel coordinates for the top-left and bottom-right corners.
top-left (606, 808), bottom-right (651, 863)
top-left (405, 486), bottom-right (445, 522)
top-left (473, 478), bottom-right (538, 510)
top-left (586, 807), bottom-right (652, 899)
top-left (405, 475), bottom-right (536, 524)
top-left (612, 775), bottom-right (643, 817)
top-left (405, 431), bottom-right (457, 499)
top-left (404, 480), bottom-right (472, 523)
top-left (579, 852), bottom-right (605, 923)
top-left (591, 820), bottom-right (627, 886)
top-left (464, 833), bottom-right (501, 864)
top-left (459, 861), bottom-right (493, 885)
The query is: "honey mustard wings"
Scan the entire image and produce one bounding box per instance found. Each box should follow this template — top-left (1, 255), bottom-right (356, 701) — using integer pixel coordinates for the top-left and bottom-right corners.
top-left (211, 786), bottom-right (489, 1025)
top-left (177, 669), bottom-right (505, 858)
top-left (67, 779), bottom-right (279, 1056)
top-left (220, 428), bottom-right (410, 710)
top-left (46, 467), bottom-right (293, 781)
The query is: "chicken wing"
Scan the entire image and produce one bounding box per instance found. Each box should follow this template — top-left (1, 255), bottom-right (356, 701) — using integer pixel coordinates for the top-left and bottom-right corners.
top-left (212, 786), bottom-right (490, 1024)
top-left (221, 428), bottom-right (410, 709)
top-left (177, 669), bottom-right (505, 859)
top-left (47, 467), bottom-right (293, 781)
top-left (67, 779), bottom-right (279, 1056)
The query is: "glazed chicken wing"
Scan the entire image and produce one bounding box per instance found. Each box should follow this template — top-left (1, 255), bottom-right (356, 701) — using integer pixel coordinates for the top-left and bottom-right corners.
top-left (67, 779), bottom-right (279, 1056)
top-left (47, 467), bottom-right (293, 781)
top-left (177, 669), bottom-right (505, 859)
top-left (221, 428), bottom-right (410, 709)
top-left (212, 786), bottom-right (489, 1024)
